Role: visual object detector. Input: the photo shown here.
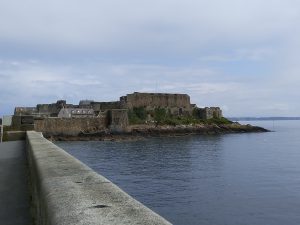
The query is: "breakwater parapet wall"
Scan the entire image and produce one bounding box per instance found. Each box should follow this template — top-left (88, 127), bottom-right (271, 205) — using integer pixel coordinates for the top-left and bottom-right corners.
top-left (26, 131), bottom-right (171, 225)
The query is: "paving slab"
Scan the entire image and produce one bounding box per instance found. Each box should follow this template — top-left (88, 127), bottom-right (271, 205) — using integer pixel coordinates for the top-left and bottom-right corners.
top-left (0, 141), bottom-right (31, 225)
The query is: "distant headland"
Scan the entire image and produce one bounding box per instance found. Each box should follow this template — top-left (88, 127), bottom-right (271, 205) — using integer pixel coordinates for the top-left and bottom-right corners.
top-left (4, 92), bottom-right (268, 141)
top-left (229, 117), bottom-right (300, 121)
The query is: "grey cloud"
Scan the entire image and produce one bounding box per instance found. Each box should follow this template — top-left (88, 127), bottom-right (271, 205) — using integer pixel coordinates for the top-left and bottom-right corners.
top-left (198, 48), bottom-right (276, 62)
top-left (1, 0), bottom-right (299, 52)
top-left (0, 59), bottom-right (297, 117)
top-left (1, 0), bottom-right (300, 117)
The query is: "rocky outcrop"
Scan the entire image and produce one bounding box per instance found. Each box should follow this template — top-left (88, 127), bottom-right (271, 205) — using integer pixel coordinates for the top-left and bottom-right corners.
top-left (44, 123), bottom-right (269, 141)
top-left (124, 123), bottom-right (268, 137)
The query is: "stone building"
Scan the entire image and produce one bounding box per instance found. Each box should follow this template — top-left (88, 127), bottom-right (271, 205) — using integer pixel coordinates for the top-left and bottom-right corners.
top-left (79, 100), bottom-right (94, 107)
top-left (91, 101), bottom-right (124, 115)
top-left (12, 92), bottom-right (223, 133)
top-left (14, 107), bottom-right (38, 116)
top-left (120, 92), bottom-right (193, 116)
top-left (36, 100), bottom-right (76, 117)
top-left (58, 108), bottom-right (95, 118)
top-left (11, 115), bottom-right (35, 131)
top-left (108, 109), bottom-right (129, 132)
top-left (193, 107), bottom-right (223, 120)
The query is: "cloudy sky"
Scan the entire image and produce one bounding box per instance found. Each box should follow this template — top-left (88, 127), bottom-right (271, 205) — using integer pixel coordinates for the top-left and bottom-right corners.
top-left (0, 0), bottom-right (300, 117)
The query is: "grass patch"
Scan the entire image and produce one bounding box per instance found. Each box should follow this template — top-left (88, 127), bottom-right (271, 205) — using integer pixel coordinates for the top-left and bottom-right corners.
top-left (128, 106), bottom-right (232, 126)
top-left (205, 117), bottom-right (233, 125)
top-left (128, 107), bottom-right (147, 124)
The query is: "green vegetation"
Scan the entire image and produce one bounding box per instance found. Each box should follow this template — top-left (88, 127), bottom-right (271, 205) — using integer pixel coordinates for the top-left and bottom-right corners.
top-left (164, 116), bottom-right (200, 126)
top-left (128, 106), bottom-right (232, 126)
top-left (205, 117), bottom-right (233, 125)
top-left (153, 108), bottom-right (167, 125)
top-left (133, 107), bottom-right (147, 120)
top-left (128, 107), bottom-right (147, 124)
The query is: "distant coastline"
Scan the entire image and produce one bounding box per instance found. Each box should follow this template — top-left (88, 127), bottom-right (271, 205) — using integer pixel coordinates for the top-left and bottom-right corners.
top-left (228, 117), bottom-right (300, 121)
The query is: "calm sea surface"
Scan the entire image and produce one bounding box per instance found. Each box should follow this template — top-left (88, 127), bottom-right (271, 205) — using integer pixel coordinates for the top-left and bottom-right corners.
top-left (56, 120), bottom-right (300, 225)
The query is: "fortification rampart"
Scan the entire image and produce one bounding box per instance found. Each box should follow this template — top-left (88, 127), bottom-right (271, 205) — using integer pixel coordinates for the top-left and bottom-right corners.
top-left (109, 109), bottom-right (129, 132)
top-left (34, 117), bottom-right (107, 136)
top-left (91, 101), bottom-right (124, 113)
top-left (14, 107), bottom-right (37, 116)
top-left (122, 92), bottom-right (191, 111)
top-left (193, 107), bottom-right (223, 120)
top-left (12, 92), bottom-right (223, 132)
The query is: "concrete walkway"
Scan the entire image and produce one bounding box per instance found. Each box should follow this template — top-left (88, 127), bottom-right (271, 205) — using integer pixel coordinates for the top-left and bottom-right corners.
top-left (0, 141), bottom-right (31, 225)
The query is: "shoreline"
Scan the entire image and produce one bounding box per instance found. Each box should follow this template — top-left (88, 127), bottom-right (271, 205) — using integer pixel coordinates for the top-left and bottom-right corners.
top-left (45, 123), bottom-right (270, 142)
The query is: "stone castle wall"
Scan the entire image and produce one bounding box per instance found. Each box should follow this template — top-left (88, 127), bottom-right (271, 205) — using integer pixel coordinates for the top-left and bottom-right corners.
top-left (13, 93), bottom-right (223, 132)
top-left (109, 109), bottom-right (129, 132)
top-left (36, 102), bottom-right (75, 117)
top-left (122, 92), bottom-right (191, 111)
top-left (11, 115), bottom-right (35, 131)
top-left (91, 101), bottom-right (124, 113)
top-left (14, 107), bottom-right (37, 116)
top-left (34, 117), bottom-right (107, 136)
top-left (194, 107), bottom-right (223, 120)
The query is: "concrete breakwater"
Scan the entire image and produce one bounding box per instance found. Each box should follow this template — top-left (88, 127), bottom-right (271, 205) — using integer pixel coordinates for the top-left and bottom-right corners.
top-left (26, 131), bottom-right (171, 225)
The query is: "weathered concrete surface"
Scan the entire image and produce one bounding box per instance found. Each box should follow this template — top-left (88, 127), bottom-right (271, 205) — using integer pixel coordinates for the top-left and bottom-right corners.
top-left (27, 131), bottom-right (172, 225)
top-left (0, 141), bottom-right (31, 225)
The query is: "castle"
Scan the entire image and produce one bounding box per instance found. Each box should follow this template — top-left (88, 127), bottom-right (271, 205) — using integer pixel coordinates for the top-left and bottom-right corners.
top-left (12, 92), bottom-right (222, 134)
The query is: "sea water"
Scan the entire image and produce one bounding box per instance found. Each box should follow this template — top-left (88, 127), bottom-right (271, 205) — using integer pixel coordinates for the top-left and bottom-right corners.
top-left (57, 120), bottom-right (300, 225)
